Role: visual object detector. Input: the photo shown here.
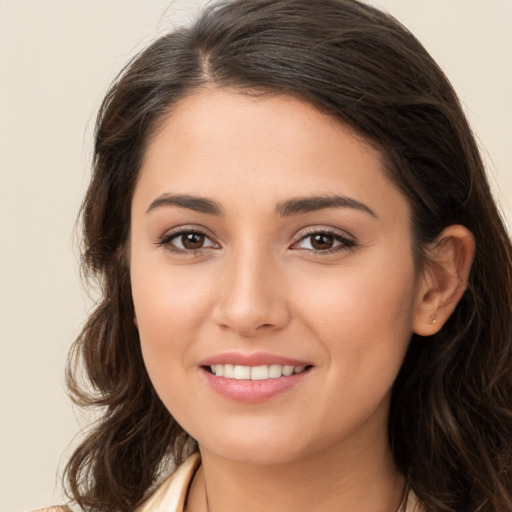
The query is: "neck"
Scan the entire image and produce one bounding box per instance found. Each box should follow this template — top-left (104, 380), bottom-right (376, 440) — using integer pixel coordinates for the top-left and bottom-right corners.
top-left (187, 435), bottom-right (405, 512)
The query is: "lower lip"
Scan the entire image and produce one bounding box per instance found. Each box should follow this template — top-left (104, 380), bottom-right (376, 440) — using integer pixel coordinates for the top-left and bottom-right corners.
top-left (202, 368), bottom-right (311, 403)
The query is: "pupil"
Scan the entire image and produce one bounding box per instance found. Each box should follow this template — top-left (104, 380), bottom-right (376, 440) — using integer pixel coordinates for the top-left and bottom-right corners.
top-left (312, 234), bottom-right (333, 250)
top-left (183, 233), bottom-right (204, 249)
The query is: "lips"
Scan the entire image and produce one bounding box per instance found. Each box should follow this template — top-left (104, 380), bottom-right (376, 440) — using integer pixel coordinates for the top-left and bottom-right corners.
top-left (200, 351), bottom-right (311, 368)
top-left (199, 352), bottom-right (313, 402)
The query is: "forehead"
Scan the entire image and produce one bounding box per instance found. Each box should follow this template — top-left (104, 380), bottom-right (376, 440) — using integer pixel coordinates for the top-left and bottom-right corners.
top-left (135, 87), bottom-right (408, 223)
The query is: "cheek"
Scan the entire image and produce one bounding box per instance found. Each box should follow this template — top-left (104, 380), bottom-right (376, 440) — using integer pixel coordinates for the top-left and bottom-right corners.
top-left (130, 269), bottom-right (203, 428)
top-left (130, 258), bottom-right (206, 371)
top-left (294, 260), bottom-right (417, 436)
top-left (131, 245), bottom-right (213, 325)
top-left (130, 256), bottom-right (228, 410)
top-left (300, 252), bottom-right (417, 375)
top-left (304, 255), bottom-right (415, 318)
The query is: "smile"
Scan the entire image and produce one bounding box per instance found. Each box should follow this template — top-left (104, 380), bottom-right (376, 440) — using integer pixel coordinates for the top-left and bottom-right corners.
top-left (209, 364), bottom-right (307, 380)
top-left (201, 356), bottom-right (313, 402)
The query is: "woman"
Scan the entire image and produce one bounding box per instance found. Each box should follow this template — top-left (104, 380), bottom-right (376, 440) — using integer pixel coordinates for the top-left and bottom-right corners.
top-left (50, 0), bottom-right (512, 510)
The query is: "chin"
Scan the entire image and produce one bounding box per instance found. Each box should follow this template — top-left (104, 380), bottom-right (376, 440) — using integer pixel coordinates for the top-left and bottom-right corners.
top-left (200, 440), bottom-right (309, 466)
top-left (191, 420), bottom-right (329, 466)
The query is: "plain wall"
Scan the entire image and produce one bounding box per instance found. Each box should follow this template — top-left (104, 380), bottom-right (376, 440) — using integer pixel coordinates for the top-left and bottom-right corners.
top-left (0, 1), bottom-right (510, 510)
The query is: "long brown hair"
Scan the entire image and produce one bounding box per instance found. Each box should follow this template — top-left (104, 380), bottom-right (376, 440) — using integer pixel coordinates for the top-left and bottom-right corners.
top-left (65, 0), bottom-right (512, 510)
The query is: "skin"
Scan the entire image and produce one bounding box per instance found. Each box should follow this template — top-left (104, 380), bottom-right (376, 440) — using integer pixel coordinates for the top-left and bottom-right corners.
top-left (130, 88), bottom-right (474, 511)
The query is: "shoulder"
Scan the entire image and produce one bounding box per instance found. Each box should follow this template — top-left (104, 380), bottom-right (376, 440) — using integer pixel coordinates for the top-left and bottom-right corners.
top-left (136, 452), bottom-right (201, 512)
top-left (29, 455), bottom-right (200, 512)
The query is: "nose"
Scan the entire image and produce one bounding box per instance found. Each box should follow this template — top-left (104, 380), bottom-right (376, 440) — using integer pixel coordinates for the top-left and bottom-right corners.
top-left (211, 249), bottom-right (290, 337)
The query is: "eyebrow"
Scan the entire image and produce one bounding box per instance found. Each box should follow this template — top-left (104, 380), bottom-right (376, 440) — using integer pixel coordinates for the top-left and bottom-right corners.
top-left (146, 193), bottom-right (377, 219)
top-left (276, 195), bottom-right (378, 218)
top-left (146, 194), bottom-right (224, 215)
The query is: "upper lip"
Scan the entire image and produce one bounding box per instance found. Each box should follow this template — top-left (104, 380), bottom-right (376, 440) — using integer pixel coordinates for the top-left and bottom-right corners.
top-left (199, 352), bottom-right (312, 367)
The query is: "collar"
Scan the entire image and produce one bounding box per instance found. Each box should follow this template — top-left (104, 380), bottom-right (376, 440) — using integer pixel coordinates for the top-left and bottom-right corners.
top-left (136, 453), bottom-right (201, 512)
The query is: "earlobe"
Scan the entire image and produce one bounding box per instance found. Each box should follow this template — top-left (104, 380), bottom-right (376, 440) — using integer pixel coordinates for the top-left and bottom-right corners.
top-left (413, 225), bottom-right (475, 336)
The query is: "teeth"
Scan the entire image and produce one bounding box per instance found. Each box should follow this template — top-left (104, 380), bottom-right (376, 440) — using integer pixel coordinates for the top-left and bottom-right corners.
top-left (282, 365), bottom-right (294, 376)
top-left (223, 364), bottom-right (234, 378)
top-left (269, 364), bottom-right (282, 378)
top-left (210, 364), bottom-right (308, 380)
top-left (234, 365), bottom-right (251, 379)
top-left (251, 365), bottom-right (269, 380)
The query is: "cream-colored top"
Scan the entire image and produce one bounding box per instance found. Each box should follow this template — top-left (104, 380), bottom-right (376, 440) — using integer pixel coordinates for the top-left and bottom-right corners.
top-left (404, 486), bottom-right (423, 512)
top-left (31, 508), bottom-right (71, 512)
top-left (34, 452), bottom-right (423, 512)
top-left (136, 453), bottom-right (201, 512)
top-left (29, 455), bottom-right (201, 512)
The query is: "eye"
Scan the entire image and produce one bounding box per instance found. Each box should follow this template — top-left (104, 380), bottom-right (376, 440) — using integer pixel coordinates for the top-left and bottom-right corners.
top-left (159, 229), bottom-right (219, 253)
top-left (292, 229), bottom-right (355, 254)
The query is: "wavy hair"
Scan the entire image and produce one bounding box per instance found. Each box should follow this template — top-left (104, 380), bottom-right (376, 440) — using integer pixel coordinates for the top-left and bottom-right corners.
top-left (65, 0), bottom-right (512, 510)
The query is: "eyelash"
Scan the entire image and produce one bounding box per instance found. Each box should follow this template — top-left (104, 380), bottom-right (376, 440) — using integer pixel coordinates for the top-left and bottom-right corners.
top-left (157, 227), bottom-right (356, 256)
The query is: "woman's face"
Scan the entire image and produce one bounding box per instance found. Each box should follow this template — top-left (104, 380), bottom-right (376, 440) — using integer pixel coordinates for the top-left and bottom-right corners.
top-left (130, 88), bottom-right (424, 465)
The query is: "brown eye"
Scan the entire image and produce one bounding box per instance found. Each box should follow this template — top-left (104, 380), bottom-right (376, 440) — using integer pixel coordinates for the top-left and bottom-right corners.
top-left (293, 230), bottom-right (355, 253)
top-left (181, 233), bottom-right (205, 250)
top-left (310, 234), bottom-right (334, 250)
top-left (162, 230), bottom-right (218, 252)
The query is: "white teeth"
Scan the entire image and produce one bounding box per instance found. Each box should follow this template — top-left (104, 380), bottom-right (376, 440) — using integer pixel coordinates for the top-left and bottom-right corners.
top-left (234, 365), bottom-right (251, 379)
top-left (282, 365), bottom-right (294, 376)
top-left (223, 364), bottom-right (234, 378)
top-left (250, 365), bottom-right (269, 380)
top-left (210, 364), bottom-right (308, 380)
top-left (268, 364), bottom-right (282, 378)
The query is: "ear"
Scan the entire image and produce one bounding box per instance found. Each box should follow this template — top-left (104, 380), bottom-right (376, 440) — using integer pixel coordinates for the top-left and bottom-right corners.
top-left (413, 225), bottom-right (475, 336)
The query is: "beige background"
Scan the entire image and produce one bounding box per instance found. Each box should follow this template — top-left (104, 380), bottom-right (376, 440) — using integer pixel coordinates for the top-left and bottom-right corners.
top-left (0, 1), bottom-right (510, 510)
